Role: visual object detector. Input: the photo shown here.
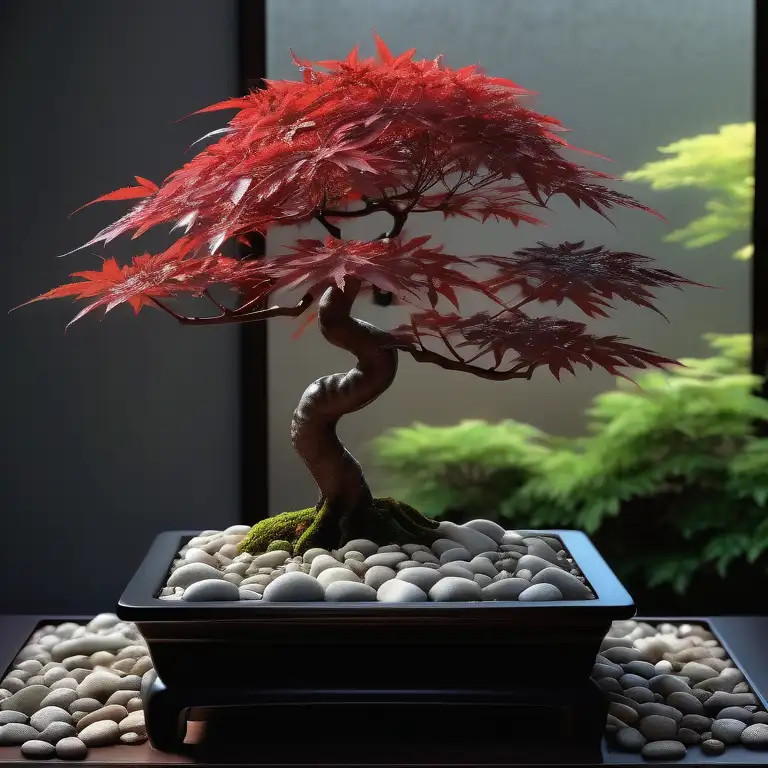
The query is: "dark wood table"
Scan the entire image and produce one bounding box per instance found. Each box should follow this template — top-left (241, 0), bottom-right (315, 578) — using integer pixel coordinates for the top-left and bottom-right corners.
top-left (1, 614), bottom-right (766, 766)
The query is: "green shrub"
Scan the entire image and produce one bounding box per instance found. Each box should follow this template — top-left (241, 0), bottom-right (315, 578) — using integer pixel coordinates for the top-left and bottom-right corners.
top-left (372, 335), bottom-right (768, 592)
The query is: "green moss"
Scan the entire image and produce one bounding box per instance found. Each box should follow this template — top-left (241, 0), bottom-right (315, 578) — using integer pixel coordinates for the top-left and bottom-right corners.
top-left (267, 539), bottom-right (294, 554)
top-left (237, 507), bottom-right (316, 556)
top-left (237, 497), bottom-right (439, 556)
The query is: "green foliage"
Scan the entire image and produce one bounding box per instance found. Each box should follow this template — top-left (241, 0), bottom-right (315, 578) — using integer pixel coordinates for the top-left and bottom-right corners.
top-left (372, 420), bottom-right (552, 520)
top-left (625, 123), bottom-right (754, 260)
top-left (372, 339), bottom-right (768, 594)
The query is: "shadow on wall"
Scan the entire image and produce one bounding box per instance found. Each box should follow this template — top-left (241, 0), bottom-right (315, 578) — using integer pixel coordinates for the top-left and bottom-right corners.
top-left (0, 0), bottom-right (241, 614)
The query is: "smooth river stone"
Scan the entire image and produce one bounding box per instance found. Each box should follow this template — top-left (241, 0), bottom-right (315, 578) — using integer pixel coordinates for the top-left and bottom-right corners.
top-left (315, 568), bottom-right (360, 589)
top-left (182, 579), bottom-right (240, 602)
top-left (1, 686), bottom-right (51, 716)
top-left (640, 740), bottom-right (686, 760)
top-left (639, 714), bottom-right (678, 741)
top-left (518, 583), bottom-right (562, 602)
top-left (262, 572), bottom-right (325, 602)
top-left (166, 563), bottom-right (224, 589)
top-left (439, 548), bottom-right (472, 565)
top-left (20, 740), bottom-right (56, 758)
top-left (514, 555), bottom-right (556, 577)
top-left (462, 519), bottom-right (506, 543)
top-left (0, 723), bottom-right (40, 745)
top-left (377, 580), bottom-right (427, 603)
top-left (363, 549), bottom-right (410, 568)
top-left (428, 577), bottom-right (482, 602)
top-left (615, 726), bottom-right (646, 752)
top-left (50, 634), bottom-right (133, 662)
top-left (710, 718), bottom-right (747, 744)
top-left (481, 579), bottom-right (531, 601)
top-left (531, 567), bottom-right (593, 599)
top-left (395, 567), bottom-right (443, 592)
top-left (438, 563), bottom-right (475, 580)
top-left (436, 521), bottom-right (498, 557)
top-left (740, 723), bottom-right (768, 748)
top-left (465, 557), bottom-right (497, 578)
top-left (323, 581), bottom-right (377, 602)
top-left (364, 566), bottom-right (396, 590)
top-left (79, 719), bottom-right (120, 747)
top-left (29, 706), bottom-right (71, 731)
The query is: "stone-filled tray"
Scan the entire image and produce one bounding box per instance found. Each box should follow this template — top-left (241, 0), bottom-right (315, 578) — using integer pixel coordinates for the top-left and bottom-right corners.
top-left (116, 529), bottom-right (634, 695)
top-left (1, 614), bottom-right (768, 764)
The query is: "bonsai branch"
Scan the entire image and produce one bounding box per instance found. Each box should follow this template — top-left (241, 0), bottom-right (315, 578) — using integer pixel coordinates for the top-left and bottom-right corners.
top-left (394, 342), bottom-right (535, 380)
top-left (150, 293), bottom-right (313, 326)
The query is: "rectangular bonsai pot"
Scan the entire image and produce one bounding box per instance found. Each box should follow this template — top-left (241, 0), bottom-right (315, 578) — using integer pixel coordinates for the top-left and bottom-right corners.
top-left (117, 529), bottom-right (634, 694)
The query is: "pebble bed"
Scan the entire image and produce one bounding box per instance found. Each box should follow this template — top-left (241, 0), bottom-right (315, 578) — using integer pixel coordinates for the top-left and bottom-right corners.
top-left (0, 613), bottom-right (149, 759)
top-left (1, 614), bottom-right (766, 760)
top-left (160, 520), bottom-right (596, 602)
top-left (599, 619), bottom-right (768, 760)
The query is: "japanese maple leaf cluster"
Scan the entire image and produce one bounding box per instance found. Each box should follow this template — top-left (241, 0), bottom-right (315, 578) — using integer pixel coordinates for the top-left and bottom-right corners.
top-left (25, 34), bottom-right (699, 381)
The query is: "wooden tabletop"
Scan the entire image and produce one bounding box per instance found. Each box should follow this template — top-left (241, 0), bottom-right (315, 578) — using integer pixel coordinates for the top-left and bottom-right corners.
top-left (1, 614), bottom-right (767, 766)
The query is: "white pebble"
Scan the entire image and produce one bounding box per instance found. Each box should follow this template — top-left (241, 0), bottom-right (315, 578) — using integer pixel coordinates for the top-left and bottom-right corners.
top-left (316, 567), bottom-right (360, 589)
top-left (377, 580), bottom-right (427, 602)
top-left (30, 706), bottom-right (72, 731)
top-left (167, 562), bottom-right (224, 588)
top-left (323, 582), bottom-right (378, 602)
top-left (0, 685), bottom-right (51, 716)
top-left (50, 634), bottom-right (133, 662)
top-left (428, 577), bottom-right (482, 602)
top-left (518, 583), bottom-right (563, 601)
top-left (79, 719), bottom-right (120, 747)
top-left (309, 554), bottom-right (344, 578)
top-left (76, 705), bottom-right (128, 732)
top-left (182, 579), bottom-right (240, 602)
top-left (462, 519), bottom-right (506, 543)
top-left (183, 548), bottom-right (219, 567)
top-left (263, 572), bottom-right (325, 602)
top-left (364, 566), bottom-right (396, 590)
top-left (436, 521), bottom-right (498, 556)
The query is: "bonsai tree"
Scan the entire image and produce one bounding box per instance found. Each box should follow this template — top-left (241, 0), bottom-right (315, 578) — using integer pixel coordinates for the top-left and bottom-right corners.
top-left (23, 35), bottom-right (697, 556)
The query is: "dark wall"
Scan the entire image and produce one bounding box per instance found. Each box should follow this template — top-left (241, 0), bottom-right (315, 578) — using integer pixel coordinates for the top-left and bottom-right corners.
top-left (1, 0), bottom-right (241, 613)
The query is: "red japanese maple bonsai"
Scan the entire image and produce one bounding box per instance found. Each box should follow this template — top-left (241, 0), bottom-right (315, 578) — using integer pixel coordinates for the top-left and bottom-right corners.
top-left (25, 35), bottom-right (697, 556)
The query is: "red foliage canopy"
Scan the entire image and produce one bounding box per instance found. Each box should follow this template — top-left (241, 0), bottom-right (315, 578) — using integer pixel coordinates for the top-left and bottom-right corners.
top-left (28, 34), bottom-right (698, 381)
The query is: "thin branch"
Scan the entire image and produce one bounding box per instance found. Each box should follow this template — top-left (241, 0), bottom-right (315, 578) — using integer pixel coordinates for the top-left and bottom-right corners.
top-left (204, 289), bottom-right (233, 314)
top-left (314, 211), bottom-right (342, 239)
top-left (489, 294), bottom-right (536, 319)
top-left (391, 341), bottom-right (536, 381)
top-left (437, 328), bottom-right (464, 363)
top-left (323, 200), bottom-right (379, 217)
top-left (151, 293), bottom-right (314, 327)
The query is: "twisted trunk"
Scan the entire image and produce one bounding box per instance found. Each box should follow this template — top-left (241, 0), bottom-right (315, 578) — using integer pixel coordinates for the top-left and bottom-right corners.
top-left (290, 279), bottom-right (397, 512)
top-left (239, 277), bottom-right (439, 555)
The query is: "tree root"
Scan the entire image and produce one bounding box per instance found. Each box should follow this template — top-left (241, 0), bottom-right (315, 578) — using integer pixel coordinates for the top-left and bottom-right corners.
top-left (237, 497), bottom-right (439, 556)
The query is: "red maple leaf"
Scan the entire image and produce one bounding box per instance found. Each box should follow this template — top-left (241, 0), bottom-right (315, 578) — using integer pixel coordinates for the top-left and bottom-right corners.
top-left (261, 235), bottom-right (500, 310)
top-left (20, 237), bottom-right (253, 327)
top-left (389, 310), bottom-right (679, 381)
top-left (64, 33), bottom-right (654, 256)
top-left (480, 240), bottom-right (702, 318)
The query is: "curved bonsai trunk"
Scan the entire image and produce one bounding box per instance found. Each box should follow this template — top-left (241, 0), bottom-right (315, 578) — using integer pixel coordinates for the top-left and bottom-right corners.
top-left (239, 278), bottom-right (439, 555)
top-left (290, 279), bottom-right (396, 513)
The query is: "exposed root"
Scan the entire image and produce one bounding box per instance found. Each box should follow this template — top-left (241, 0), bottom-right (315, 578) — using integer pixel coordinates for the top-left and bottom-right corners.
top-left (237, 497), bottom-right (439, 556)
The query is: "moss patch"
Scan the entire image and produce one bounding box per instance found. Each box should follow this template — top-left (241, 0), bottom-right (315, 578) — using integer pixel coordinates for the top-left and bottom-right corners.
top-left (238, 497), bottom-right (439, 556)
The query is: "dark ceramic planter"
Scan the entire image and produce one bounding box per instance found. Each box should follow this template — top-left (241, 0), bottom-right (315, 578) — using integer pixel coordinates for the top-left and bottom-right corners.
top-left (117, 529), bottom-right (634, 753)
